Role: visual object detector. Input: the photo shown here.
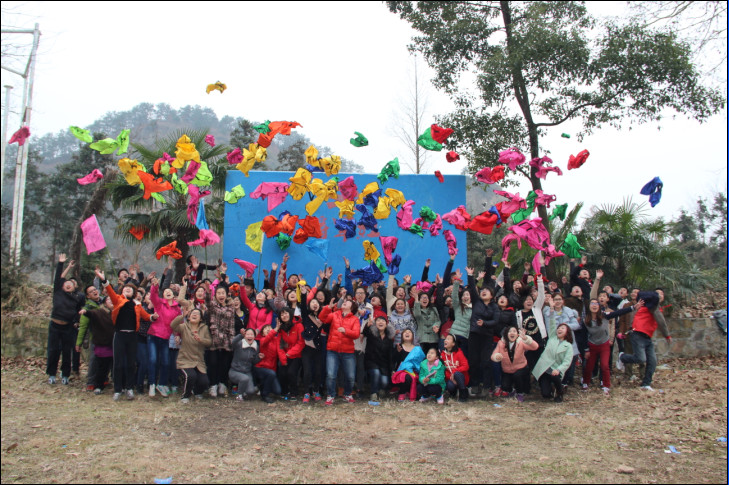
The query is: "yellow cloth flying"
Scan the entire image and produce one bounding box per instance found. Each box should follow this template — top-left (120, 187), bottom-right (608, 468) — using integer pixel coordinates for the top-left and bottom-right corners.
top-left (288, 168), bottom-right (312, 200)
top-left (363, 241), bottom-right (380, 262)
top-left (174, 134), bottom-right (200, 168)
top-left (373, 196), bottom-right (392, 219)
top-left (118, 158), bottom-right (145, 186)
top-left (319, 155), bottom-right (341, 177)
top-left (356, 181), bottom-right (380, 204)
top-left (384, 188), bottom-right (406, 208)
top-left (305, 145), bottom-right (319, 164)
top-left (206, 81), bottom-right (227, 94)
top-left (335, 200), bottom-right (355, 219)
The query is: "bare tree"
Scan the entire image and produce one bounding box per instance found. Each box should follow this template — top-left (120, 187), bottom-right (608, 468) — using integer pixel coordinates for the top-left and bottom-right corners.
top-left (391, 55), bottom-right (431, 174)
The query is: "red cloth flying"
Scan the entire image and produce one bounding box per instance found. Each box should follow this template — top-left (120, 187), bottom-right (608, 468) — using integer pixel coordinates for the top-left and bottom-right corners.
top-left (567, 149), bottom-right (590, 170)
top-left (445, 151), bottom-right (459, 163)
top-left (137, 171), bottom-right (173, 200)
top-left (430, 124), bottom-right (454, 144)
top-left (9, 126), bottom-right (30, 146)
top-left (156, 241), bottom-right (183, 260)
top-left (435, 170), bottom-right (444, 183)
top-left (468, 211), bottom-right (500, 235)
top-left (129, 226), bottom-right (149, 241)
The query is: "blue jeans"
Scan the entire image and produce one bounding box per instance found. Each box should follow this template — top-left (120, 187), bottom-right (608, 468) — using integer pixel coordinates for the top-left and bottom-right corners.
top-left (446, 371), bottom-right (467, 396)
top-left (253, 367), bottom-right (281, 397)
top-left (620, 331), bottom-right (657, 387)
top-left (136, 339), bottom-right (149, 390)
top-left (368, 368), bottom-right (389, 394)
top-left (147, 335), bottom-right (170, 387)
top-left (326, 351), bottom-right (355, 398)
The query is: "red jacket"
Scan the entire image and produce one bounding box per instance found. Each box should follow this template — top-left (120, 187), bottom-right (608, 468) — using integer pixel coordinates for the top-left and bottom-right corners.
top-left (440, 348), bottom-right (470, 385)
top-left (319, 306), bottom-right (360, 354)
top-left (632, 307), bottom-right (659, 338)
top-left (277, 322), bottom-right (305, 364)
top-left (255, 330), bottom-right (279, 371)
top-left (240, 290), bottom-right (274, 334)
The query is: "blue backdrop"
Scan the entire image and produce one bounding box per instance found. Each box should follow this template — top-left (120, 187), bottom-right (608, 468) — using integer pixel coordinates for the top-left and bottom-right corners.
top-left (223, 171), bottom-right (468, 288)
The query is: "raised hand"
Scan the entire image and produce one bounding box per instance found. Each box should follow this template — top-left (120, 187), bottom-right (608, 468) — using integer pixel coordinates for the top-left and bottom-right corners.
top-left (403, 274), bottom-right (412, 285)
top-left (477, 271), bottom-right (486, 281)
top-left (485, 248), bottom-right (494, 257)
top-left (596, 269), bottom-right (604, 280)
top-left (58, 253), bottom-right (67, 263)
top-left (465, 267), bottom-right (474, 276)
top-left (343, 256), bottom-right (350, 268)
top-left (271, 262), bottom-right (278, 271)
top-left (94, 267), bottom-right (105, 281)
top-left (425, 258), bottom-right (431, 268)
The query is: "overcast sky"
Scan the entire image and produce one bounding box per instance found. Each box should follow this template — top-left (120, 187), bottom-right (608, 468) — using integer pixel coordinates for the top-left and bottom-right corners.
top-left (2, 1), bottom-right (726, 222)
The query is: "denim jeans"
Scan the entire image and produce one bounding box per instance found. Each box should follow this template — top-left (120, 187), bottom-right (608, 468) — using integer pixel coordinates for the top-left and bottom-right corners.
top-left (147, 335), bottom-right (170, 387)
top-left (446, 371), bottom-right (467, 396)
top-left (620, 331), bottom-right (657, 387)
top-left (253, 367), bottom-right (281, 397)
top-left (367, 368), bottom-right (389, 394)
top-left (326, 351), bottom-right (355, 397)
top-left (136, 339), bottom-right (149, 390)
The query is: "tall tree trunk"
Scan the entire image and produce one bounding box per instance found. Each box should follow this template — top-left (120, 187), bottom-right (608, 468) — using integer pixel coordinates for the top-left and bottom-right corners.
top-left (68, 169), bottom-right (117, 280)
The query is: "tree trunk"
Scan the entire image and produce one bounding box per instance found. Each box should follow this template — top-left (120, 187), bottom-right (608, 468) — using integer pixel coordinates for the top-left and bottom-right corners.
top-left (68, 169), bottom-right (117, 280)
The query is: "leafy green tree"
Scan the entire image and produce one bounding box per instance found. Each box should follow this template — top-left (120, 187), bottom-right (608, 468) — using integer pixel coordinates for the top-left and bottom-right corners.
top-left (388, 1), bottom-right (725, 229)
top-left (106, 129), bottom-right (229, 282)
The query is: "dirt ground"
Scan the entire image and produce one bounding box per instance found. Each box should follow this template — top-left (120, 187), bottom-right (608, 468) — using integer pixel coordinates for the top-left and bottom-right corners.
top-left (1, 356), bottom-right (727, 484)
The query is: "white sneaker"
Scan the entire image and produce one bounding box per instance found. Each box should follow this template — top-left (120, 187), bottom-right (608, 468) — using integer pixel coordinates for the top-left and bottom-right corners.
top-left (194, 394), bottom-right (204, 401)
top-left (157, 385), bottom-right (170, 397)
top-left (126, 389), bottom-right (135, 400)
top-left (582, 383), bottom-right (589, 390)
top-left (180, 398), bottom-right (190, 404)
top-left (602, 387), bottom-right (610, 395)
top-left (149, 385), bottom-right (156, 397)
top-left (112, 392), bottom-right (121, 401)
top-left (217, 383), bottom-right (227, 396)
top-left (48, 376), bottom-right (57, 385)
top-left (616, 353), bottom-right (625, 371)
top-left (209, 386), bottom-right (218, 398)
top-left (640, 385), bottom-right (654, 392)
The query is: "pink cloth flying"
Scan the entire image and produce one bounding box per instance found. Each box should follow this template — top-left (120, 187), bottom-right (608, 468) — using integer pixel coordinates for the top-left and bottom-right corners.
top-left (396, 200), bottom-right (415, 230)
top-left (187, 185), bottom-right (210, 224)
top-left (534, 189), bottom-right (557, 208)
top-left (529, 156), bottom-right (563, 179)
top-left (338, 176), bottom-right (358, 201)
top-left (250, 182), bottom-right (290, 212)
top-left (444, 230), bottom-right (457, 256)
top-left (233, 258), bottom-right (258, 278)
top-left (227, 148), bottom-right (243, 165)
top-left (188, 229), bottom-right (220, 248)
top-left (9, 126), bottom-right (31, 146)
top-left (77, 169), bottom-right (104, 185)
top-left (498, 148), bottom-right (526, 171)
top-left (379, 236), bottom-right (398, 266)
top-left (494, 190), bottom-right (527, 214)
top-left (181, 160), bottom-right (201, 183)
top-left (428, 214), bottom-right (443, 236)
top-left (204, 135), bottom-right (215, 147)
top-left (509, 218), bottom-right (550, 251)
top-left (474, 165), bottom-right (505, 184)
top-left (80, 215), bottom-right (106, 254)
top-left (442, 205), bottom-right (471, 231)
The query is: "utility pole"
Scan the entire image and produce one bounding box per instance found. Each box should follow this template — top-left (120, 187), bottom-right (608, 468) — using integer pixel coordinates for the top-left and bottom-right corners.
top-left (1, 84), bottom-right (13, 189)
top-left (2, 24), bottom-right (41, 266)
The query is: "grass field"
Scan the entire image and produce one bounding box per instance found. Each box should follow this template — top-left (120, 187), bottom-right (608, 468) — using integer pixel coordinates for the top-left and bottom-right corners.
top-left (1, 356), bottom-right (727, 484)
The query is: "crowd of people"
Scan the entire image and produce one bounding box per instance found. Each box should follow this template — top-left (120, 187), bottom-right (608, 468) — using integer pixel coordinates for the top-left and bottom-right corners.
top-left (45, 249), bottom-right (672, 405)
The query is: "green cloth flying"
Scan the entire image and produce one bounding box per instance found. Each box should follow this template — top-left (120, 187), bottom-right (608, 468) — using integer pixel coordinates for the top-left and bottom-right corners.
top-left (374, 257), bottom-right (388, 274)
top-left (150, 192), bottom-right (166, 204)
top-left (275, 232), bottom-right (292, 251)
top-left (225, 184), bottom-right (246, 204)
top-left (350, 131), bottom-right (369, 147)
top-left (89, 138), bottom-right (119, 155)
top-left (419, 206), bottom-right (437, 223)
top-left (116, 129), bottom-right (131, 155)
top-left (549, 203), bottom-right (569, 221)
top-left (560, 233), bottom-right (585, 259)
top-left (416, 127), bottom-right (443, 152)
top-left (170, 173), bottom-right (189, 195)
top-left (409, 224), bottom-right (424, 237)
top-left (511, 190), bottom-right (537, 223)
top-left (377, 158), bottom-right (400, 184)
top-left (253, 120), bottom-right (272, 134)
top-left (190, 161), bottom-right (213, 186)
top-left (69, 126), bottom-right (93, 143)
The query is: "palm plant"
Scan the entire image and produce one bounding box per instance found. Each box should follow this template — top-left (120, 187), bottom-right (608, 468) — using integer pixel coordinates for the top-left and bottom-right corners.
top-left (106, 129), bottom-right (230, 281)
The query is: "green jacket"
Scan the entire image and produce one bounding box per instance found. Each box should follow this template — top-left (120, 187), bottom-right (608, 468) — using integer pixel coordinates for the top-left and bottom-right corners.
top-left (532, 312), bottom-right (573, 380)
top-left (76, 298), bottom-right (101, 347)
top-left (419, 358), bottom-right (446, 392)
top-left (412, 302), bottom-right (441, 344)
top-left (449, 281), bottom-right (472, 339)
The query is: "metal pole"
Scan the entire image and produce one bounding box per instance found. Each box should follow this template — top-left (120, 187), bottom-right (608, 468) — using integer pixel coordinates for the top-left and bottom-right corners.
top-left (1, 84), bottom-right (13, 190)
top-left (9, 23), bottom-right (40, 266)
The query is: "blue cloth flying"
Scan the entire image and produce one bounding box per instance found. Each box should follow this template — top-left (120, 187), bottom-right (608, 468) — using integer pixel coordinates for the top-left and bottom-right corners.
top-left (388, 254), bottom-right (402, 275)
top-left (350, 261), bottom-right (385, 286)
top-left (195, 200), bottom-right (209, 230)
top-left (334, 218), bottom-right (357, 239)
top-left (305, 239), bottom-right (329, 261)
top-left (640, 177), bottom-right (663, 207)
top-left (397, 346), bottom-right (426, 373)
top-left (356, 204), bottom-right (378, 232)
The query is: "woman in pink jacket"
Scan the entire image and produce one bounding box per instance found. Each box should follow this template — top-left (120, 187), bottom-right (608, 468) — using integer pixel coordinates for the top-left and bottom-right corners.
top-left (238, 276), bottom-right (276, 336)
top-left (148, 279), bottom-right (182, 397)
top-left (491, 326), bottom-right (538, 402)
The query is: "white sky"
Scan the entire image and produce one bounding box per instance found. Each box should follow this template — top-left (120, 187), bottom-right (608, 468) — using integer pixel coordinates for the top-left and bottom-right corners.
top-left (2, 1), bottom-right (727, 222)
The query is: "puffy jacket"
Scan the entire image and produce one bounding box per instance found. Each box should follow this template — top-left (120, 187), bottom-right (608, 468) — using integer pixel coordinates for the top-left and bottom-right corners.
top-left (449, 281), bottom-right (472, 339)
top-left (103, 282), bottom-right (152, 331)
top-left (278, 322), bottom-right (305, 364)
top-left (255, 330), bottom-right (279, 371)
top-left (632, 306), bottom-right (670, 339)
top-left (148, 284), bottom-right (181, 340)
top-left (418, 359), bottom-right (446, 392)
top-left (319, 306), bottom-right (360, 354)
top-left (364, 325), bottom-right (394, 373)
top-left (468, 275), bottom-right (500, 338)
top-left (240, 290), bottom-right (275, 334)
top-left (492, 336), bottom-right (538, 374)
top-left (440, 348), bottom-right (469, 385)
top-left (412, 303), bottom-right (441, 344)
top-left (230, 335), bottom-right (261, 374)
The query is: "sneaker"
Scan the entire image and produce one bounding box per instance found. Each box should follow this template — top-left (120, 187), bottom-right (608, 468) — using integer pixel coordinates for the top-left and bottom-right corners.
top-left (616, 353), bottom-right (625, 371)
top-left (343, 395), bottom-right (355, 403)
top-left (126, 389), bottom-right (135, 401)
top-left (313, 392), bottom-right (322, 402)
top-left (437, 395), bottom-right (444, 405)
top-left (149, 385), bottom-right (156, 397)
top-left (370, 393), bottom-right (379, 402)
top-left (218, 383), bottom-right (227, 397)
top-left (284, 394), bottom-right (297, 401)
top-left (61, 377), bottom-right (69, 385)
top-left (194, 394), bottom-right (204, 401)
top-left (602, 387), bottom-right (610, 395)
top-left (325, 396), bottom-right (335, 406)
top-left (180, 398), bottom-right (190, 404)
top-left (86, 384), bottom-right (95, 392)
top-left (170, 386), bottom-right (178, 394)
top-left (419, 396), bottom-right (430, 403)
top-left (516, 393), bottom-right (525, 403)
top-left (209, 386), bottom-right (218, 398)
top-left (582, 383), bottom-right (589, 391)
top-left (112, 392), bottom-right (121, 401)
top-left (398, 394), bottom-right (407, 402)
top-left (94, 388), bottom-right (102, 395)
top-left (236, 395), bottom-right (245, 401)
top-left (554, 394), bottom-right (563, 403)
top-left (157, 385), bottom-right (170, 398)
top-left (629, 375), bottom-right (639, 382)
top-left (468, 387), bottom-right (479, 397)
top-left (640, 385), bottom-right (654, 392)
top-left (302, 393), bottom-right (311, 403)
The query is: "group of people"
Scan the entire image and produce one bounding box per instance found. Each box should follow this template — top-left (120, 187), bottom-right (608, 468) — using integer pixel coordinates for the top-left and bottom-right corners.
top-left (45, 248), bottom-right (671, 405)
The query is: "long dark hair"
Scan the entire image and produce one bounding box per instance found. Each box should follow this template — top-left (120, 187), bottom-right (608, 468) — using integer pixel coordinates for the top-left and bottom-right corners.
top-left (588, 298), bottom-right (606, 325)
top-left (557, 323), bottom-right (574, 343)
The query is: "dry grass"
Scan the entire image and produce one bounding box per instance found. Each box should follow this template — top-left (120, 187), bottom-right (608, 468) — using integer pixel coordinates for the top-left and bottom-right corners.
top-left (1, 356), bottom-right (727, 484)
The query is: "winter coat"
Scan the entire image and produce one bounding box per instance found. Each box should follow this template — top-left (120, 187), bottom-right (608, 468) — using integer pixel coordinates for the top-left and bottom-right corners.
top-left (148, 284), bottom-right (181, 340)
top-left (278, 322), bottom-right (305, 364)
top-left (170, 316), bottom-right (212, 372)
top-left (418, 359), bottom-right (446, 392)
top-left (532, 313), bottom-right (573, 380)
top-left (319, 306), bottom-right (360, 354)
top-left (208, 299), bottom-right (236, 351)
top-left (364, 325), bottom-right (394, 374)
top-left (440, 348), bottom-right (469, 385)
top-left (230, 335), bottom-right (261, 374)
top-left (412, 302), bottom-right (441, 344)
top-left (492, 336), bottom-right (538, 374)
top-left (449, 281), bottom-right (472, 339)
top-left (255, 330), bottom-right (280, 371)
top-left (468, 275), bottom-right (500, 338)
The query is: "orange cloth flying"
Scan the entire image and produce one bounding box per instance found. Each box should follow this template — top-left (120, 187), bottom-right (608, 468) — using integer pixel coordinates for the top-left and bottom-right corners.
top-left (137, 171), bottom-right (173, 200)
top-left (129, 226), bottom-right (149, 241)
top-left (156, 241), bottom-right (183, 260)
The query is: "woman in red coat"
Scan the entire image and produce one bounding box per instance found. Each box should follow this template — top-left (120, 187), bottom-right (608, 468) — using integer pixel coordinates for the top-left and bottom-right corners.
top-left (441, 334), bottom-right (470, 402)
top-left (253, 324), bottom-right (281, 403)
top-left (319, 299), bottom-right (361, 405)
top-left (277, 308), bottom-right (305, 400)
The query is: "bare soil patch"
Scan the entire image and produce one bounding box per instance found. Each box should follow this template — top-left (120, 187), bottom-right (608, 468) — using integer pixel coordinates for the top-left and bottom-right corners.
top-left (1, 356), bottom-right (727, 484)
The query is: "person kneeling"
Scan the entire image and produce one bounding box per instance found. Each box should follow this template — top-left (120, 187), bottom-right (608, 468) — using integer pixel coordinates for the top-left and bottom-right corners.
top-left (418, 348), bottom-right (446, 404)
top-left (492, 326), bottom-right (538, 402)
top-left (229, 328), bottom-right (261, 401)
